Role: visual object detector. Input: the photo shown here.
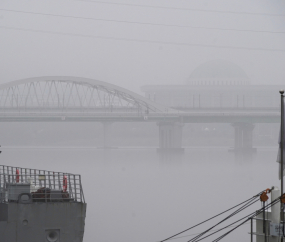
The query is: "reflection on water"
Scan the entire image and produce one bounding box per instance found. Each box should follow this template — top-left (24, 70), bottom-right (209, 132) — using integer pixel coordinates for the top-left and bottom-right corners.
top-left (233, 151), bottom-right (255, 164)
top-left (0, 146), bottom-right (279, 242)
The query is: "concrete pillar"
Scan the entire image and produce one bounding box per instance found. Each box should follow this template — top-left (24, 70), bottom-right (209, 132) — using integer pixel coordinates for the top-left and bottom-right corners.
top-left (157, 122), bottom-right (184, 153)
top-left (242, 123), bottom-right (254, 149)
top-left (234, 125), bottom-right (243, 150)
top-left (102, 122), bottom-right (113, 149)
top-left (230, 123), bottom-right (256, 153)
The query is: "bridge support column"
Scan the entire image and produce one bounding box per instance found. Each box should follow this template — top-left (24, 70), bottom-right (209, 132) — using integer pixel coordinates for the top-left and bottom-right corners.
top-left (157, 122), bottom-right (184, 153)
top-left (230, 123), bottom-right (256, 153)
top-left (101, 122), bottom-right (113, 149)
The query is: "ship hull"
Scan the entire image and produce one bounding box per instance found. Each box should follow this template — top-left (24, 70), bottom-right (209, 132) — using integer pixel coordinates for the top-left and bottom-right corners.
top-left (0, 202), bottom-right (86, 242)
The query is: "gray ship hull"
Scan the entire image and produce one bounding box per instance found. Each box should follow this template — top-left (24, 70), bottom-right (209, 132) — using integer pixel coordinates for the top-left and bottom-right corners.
top-left (0, 165), bottom-right (87, 242)
top-left (0, 202), bottom-right (86, 242)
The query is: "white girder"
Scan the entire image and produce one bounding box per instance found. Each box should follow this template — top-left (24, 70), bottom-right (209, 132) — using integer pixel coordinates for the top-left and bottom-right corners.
top-left (0, 76), bottom-right (171, 113)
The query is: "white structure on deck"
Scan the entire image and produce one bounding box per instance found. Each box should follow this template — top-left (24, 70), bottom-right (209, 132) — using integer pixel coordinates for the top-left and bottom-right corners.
top-left (255, 187), bottom-right (281, 242)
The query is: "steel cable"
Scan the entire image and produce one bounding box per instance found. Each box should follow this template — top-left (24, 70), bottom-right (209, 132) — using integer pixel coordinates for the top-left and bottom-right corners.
top-left (211, 219), bottom-right (250, 242)
top-left (159, 191), bottom-right (263, 242)
top-left (1, 8), bottom-right (285, 34)
top-left (77, 0), bottom-right (285, 17)
top-left (211, 199), bottom-right (280, 242)
top-left (157, 221), bottom-right (254, 241)
top-left (1, 26), bottom-right (285, 52)
top-left (194, 198), bottom-right (280, 242)
top-left (188, 196), bottom-right (261, 242)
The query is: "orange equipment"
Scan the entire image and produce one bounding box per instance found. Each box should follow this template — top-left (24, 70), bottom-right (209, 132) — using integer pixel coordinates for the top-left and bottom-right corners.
top-left (260, 188), bottom-right (271, 202)
top-left (63, 175), bottom-right (68, 192)
top-left (16, 169), bottom-right (20, 183)
top-left (280, 193), bottom-right (285, 203)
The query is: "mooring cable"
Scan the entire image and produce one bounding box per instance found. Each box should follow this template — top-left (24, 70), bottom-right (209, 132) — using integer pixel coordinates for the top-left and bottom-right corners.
top-left (212, 198), bottom-right (280, 242)
top-left (157, 221), bottom-right (254, 241)
top-left (188, 196), bottom-right (261, 242)
top-left (159, 191), bottom-right (264, 242)
top-left (212, 218), bottom-right (250, 242)
top-left (195, 198), bottom-right (280, 242)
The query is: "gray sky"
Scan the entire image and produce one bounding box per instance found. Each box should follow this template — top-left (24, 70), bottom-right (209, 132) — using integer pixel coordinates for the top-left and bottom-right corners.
top-left (1, 0), bottom-right (285, 93)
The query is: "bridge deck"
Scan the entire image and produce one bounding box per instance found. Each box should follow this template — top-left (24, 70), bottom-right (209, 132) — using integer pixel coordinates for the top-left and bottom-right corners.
top-left (0, 108), bottom-right (279, 123)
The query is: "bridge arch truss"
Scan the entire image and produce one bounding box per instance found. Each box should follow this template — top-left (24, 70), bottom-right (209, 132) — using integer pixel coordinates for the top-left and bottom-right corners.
top-left (0, 76), bottom-right (167, 113)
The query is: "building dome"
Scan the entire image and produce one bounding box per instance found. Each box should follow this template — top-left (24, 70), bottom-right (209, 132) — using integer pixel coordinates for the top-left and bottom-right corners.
top-left (187, 60), bottom-right (250, 86)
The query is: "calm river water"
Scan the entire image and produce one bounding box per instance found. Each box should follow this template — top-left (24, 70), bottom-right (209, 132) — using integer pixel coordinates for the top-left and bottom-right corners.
top-left (0, 146), bottom-right (280, 242)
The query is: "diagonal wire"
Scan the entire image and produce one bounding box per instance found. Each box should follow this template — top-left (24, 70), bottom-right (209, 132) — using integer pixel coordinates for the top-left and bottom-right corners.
top-left (211, 199), bottom-right (280, 242)
top-left (76, 0), bottom-right (285, 17)
top-left (212, 218), bottom-right (250, 242)
top-left (193, 199), bottom-right (263, 242)
top-left (1, 26), bottom-right (285, 52)
top-left (157, 221), bottom-right (254, 241)
top-left (159, 191), bottom-right (263, 242)
top-left (194, 198), bottom-right (280, 242)
top-left (188, 196), bottom-right (260, 242)
top-left (0, 8), bottom-right (284, 34)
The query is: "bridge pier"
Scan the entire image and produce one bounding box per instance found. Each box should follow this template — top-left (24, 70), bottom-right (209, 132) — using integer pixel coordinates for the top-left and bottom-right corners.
top-left (230, 123), bottom-right (256, 153)
top-left (101, 122), bottom-right (114, 149)
top-left (157, 122), bottom-right (184, 153)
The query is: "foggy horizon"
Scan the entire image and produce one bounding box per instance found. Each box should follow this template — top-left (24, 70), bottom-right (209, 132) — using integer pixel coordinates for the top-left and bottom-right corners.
top-left (1, 0), bottom-right (285, 93)
top-left (1, 1), bottom-right (285, 242)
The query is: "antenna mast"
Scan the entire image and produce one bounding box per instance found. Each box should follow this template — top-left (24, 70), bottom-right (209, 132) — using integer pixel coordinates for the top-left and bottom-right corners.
top-left (280, 89), bottom-right (284, 242)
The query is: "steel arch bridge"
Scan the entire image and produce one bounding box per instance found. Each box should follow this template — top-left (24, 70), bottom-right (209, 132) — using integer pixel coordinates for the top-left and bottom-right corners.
top-left (0, 76), bottom-right (169, 114)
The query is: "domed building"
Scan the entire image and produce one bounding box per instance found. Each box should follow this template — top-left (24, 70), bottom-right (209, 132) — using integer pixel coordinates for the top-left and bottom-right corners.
top-left (140, 60), bottom-right (281, 151)
top-left (141, 60), bottom-right (279, 109)
top-left (187, 60), bottom-right (250, 86)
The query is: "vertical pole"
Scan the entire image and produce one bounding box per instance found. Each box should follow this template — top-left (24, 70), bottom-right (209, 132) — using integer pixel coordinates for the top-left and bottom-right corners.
top-left (280, 90), bottom-right (284, 242)
top-left (53, 172), bottom-right (56, 190)
top-left (34, 170), bottom-right (36, 187)
top-left (2, 166), bottom-right (4, 187)
top-left (68, 174), bottom-right (73, 199)
top-left (263, 201), bottom-right (266, 242)
top-left (79, 175), bottom-right (83, 202)
top-left (44, 171), bottom-right (47, 203)
top-left (48, 171), bottom-right (51, 190)
top-left (0, 168), bottom-right (1, 195)
top-left (20, 168), bottom-right (23, 183)
top-left (271, 186), bottom-right (280, 242)
top-left (58, 173), bottom-right (61, 190)
top-left (251, 217), bottom-right (253, 242)
top-left (199, 94), bottom-right (200, 109)
top-left (73, 175), bottom-right (77, 202)
top-left (79, 175), bottom-right (85, 203)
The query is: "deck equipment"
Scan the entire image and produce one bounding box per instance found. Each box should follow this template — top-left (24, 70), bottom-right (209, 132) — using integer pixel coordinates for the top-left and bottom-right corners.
top-left (0, 165), bottom-right (86, 242)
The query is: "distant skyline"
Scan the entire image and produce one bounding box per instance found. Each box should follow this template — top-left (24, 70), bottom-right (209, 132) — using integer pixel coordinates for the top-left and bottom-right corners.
top-left (1, 0), bottom-right (285, 94)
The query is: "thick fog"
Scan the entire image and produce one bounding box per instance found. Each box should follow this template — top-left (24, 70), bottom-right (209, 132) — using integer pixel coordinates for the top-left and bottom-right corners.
top-left (1, 1), bottom-right (285, 242)
top-left (1, 0), bottom-right (285, 91)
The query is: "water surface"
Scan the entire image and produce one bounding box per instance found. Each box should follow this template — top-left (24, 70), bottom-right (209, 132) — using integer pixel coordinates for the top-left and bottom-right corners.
top-left (1, 146), bottom-right (279, 242)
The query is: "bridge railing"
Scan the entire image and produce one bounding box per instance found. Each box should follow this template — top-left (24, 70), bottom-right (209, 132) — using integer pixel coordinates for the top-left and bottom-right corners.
top-left (166, 95), bottom-right (280, 109)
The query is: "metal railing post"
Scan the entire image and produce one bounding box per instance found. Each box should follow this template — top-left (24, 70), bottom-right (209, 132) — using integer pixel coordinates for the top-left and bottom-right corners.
top-left (79, 175), bottom-right (83, 203)
top-left (0, 165), bottom-right (85, 204)
top-left (73, 175), bottom-right (77, 202)
top-left (68, 174), bottom-right (73, 199)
